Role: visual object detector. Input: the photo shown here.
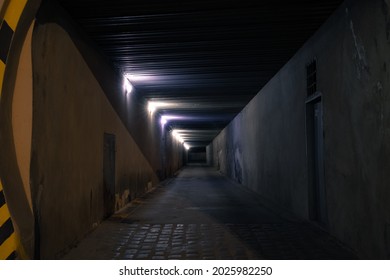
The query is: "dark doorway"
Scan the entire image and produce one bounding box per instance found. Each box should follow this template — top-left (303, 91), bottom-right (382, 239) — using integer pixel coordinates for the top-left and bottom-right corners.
top-left (306, 97), bottom-right (327, 226)
top-left (103, 133), bottom-right (116, 218)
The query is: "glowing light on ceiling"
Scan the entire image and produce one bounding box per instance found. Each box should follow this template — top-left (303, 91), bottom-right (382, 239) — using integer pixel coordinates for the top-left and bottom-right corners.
top-left (171, 129), bottom-right (186, 144)
top-left (161, 115), bottom-right (184, 127)
top-left (161, 115), bottom-right (186, 122)
top-left (183, 143), bottom-right (190, 150)
top-left (125, 74), bottom-right (155, 82)
top-left (123, 77), bottom-right (133, 94)
top-left (160, 116), bottom-right (167, 126)
top-left (148, 101), bottom-right (170, 114)
top-left (148, 102), bottom-right (156, 114)
top-left (159, 115), bottom-right (184, 127)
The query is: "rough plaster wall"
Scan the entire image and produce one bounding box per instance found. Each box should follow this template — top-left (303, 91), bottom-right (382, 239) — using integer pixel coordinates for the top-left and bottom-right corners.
top-left (321, 0), bottom-right (390, 259)
top-left (31, 22), bottom-right (160, 259)
top-left (212, 0), bottom-right (390, 258)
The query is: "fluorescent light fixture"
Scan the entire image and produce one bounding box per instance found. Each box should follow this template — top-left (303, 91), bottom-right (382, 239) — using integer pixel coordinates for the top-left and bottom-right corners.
top-left (148, 102), bottom-right (156, 114)
top-left (123, 77), bottom-right (133, 94)
top-left (160, 115), bottom-right (184, 121)
top-left (160, 116), bottom-right (167, 126)
top-left (171, 129), bottom-right (184, 143)
top-left (125, 74), bottom-right (154, 82)
top-left (160, 114), bottom-right (190, 128)
top-left (178, 136), bottom-right (184, 143)
top-left (159, 114), bottom-right (176, 126)
top-left (148, 101), bottom-right (170, 114)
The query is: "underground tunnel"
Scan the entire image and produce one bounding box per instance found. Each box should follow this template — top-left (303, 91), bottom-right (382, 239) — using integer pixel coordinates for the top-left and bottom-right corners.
top-left (0, 0), bottom-right (390, 261)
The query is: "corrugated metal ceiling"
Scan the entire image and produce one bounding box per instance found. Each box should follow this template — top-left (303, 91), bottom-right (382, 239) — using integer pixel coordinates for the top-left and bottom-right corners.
top-left (58, 0), bottom-right (343, 147)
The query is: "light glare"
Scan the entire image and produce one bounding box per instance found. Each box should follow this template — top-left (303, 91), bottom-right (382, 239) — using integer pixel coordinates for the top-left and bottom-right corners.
top-left (123, 77), bottom-right (133, 94)
top-left (148, 102), bottom-right (156, 114)
top-left (171, 130), bottom-right (184, 143)
top-left (148, 101), bottom-right (169, 114)
top-left (160, 116), bottom-right (167, 126)
top-left (125, 74), bottom-right (153, 82)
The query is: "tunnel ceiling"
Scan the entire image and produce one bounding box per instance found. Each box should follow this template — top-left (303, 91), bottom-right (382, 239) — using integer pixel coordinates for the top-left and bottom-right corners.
top-left (58, 0), bottom-right (343, 147)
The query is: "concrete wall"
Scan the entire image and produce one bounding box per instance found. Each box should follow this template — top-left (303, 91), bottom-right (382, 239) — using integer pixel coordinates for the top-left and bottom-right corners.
top-left (25, 1), bottom-right (183, 259)
top-left (210, 0), bottom-right (390, 259)
top-left (164, 131), bottom-right (185, 177)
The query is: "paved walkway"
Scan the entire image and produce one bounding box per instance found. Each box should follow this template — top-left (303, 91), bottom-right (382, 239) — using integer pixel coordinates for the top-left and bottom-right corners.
top-left (63, 166), bottom-right (356, 260)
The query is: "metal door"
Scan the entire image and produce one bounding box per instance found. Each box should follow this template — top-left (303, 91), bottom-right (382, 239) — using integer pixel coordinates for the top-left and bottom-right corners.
top-left (313, 101), bottom-right (327, 225)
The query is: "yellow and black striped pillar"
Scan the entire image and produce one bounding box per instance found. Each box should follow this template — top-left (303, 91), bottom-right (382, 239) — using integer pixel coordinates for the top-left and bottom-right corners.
top-left (0, 180), bottom-right (16, 259)
top-left (0, 0), bottom-right (29, 260)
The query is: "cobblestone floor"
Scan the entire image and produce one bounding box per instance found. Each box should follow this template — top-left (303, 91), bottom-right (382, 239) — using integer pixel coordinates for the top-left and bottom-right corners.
top-left (63, 167), bottom-right (357, 260)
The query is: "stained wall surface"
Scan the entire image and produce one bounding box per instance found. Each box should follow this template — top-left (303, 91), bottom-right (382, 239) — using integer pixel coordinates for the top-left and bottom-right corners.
top-left (210, 0), bottom-right (390, 259)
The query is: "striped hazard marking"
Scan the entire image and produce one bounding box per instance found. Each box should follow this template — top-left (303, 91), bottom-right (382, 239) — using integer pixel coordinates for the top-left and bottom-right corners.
top-left (0, 180), bottom-right (16, 259)
top-left (0, 0), bottom-right (28, 259)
